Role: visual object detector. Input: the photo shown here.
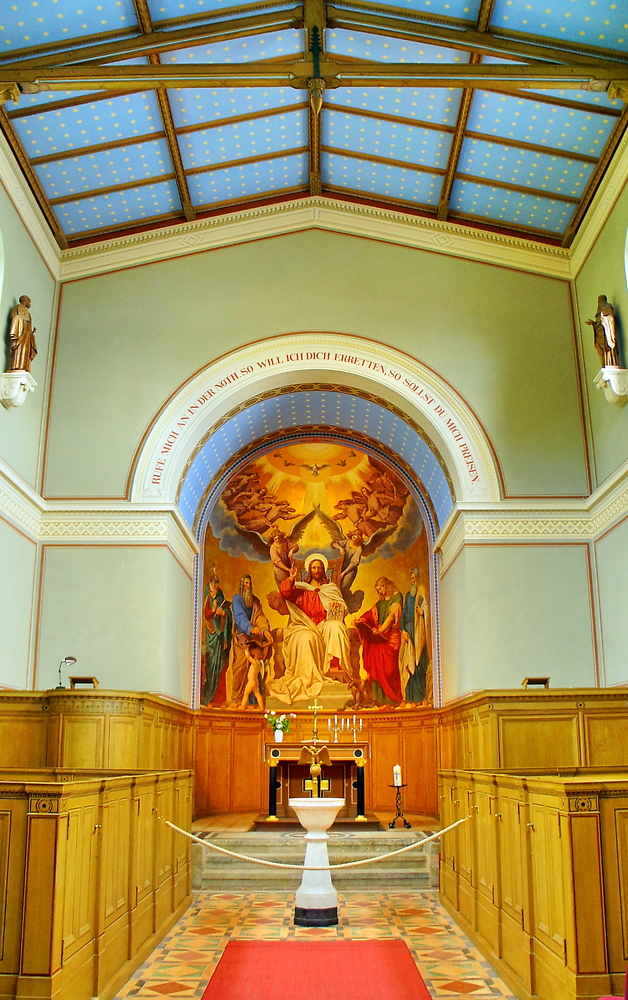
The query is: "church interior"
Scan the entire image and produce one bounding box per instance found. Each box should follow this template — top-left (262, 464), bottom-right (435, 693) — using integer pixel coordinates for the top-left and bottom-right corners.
top-left (1, 0), bottom-right (628, 998)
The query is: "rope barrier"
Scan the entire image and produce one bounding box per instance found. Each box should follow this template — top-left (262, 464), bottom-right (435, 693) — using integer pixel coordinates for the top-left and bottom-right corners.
top-left (160, 815), bottom-right (470, 871)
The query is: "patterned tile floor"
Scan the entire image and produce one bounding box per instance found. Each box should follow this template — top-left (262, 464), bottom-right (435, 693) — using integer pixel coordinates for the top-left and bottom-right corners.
top-left (114, 890), bottom-right (517, 998)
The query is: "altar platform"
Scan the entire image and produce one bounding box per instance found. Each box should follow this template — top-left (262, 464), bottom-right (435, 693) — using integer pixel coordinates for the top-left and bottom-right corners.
top-left (252, 813), bottom-right (382, 831)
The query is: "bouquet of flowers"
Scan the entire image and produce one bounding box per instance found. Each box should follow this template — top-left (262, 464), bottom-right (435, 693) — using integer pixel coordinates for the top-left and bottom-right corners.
top-left (264, 711), bottom-right (296, 733)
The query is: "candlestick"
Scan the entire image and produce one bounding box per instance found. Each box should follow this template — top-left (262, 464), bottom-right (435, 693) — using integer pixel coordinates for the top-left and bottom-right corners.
top-left (359, 718), bottom-right (363, 731)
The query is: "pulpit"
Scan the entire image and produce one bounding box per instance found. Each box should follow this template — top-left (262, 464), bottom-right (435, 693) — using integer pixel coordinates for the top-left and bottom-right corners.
top-left (262, 742), bottom-right (370, 825)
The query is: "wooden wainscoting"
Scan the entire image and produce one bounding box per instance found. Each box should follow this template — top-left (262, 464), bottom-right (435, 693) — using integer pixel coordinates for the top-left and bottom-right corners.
top-left (439, 768), bottom-right (628, 1000)
top-left (439, 689), bottom-right (628, 771)
top-left (0, 769), bottom-right (192, 1000)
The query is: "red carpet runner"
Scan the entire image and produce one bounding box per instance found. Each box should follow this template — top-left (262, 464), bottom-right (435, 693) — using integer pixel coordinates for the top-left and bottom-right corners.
top-left (201, 940), bottom-right (432, 1000)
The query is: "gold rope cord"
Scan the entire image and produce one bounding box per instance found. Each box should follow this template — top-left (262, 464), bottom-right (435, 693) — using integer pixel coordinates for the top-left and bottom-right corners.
top-left (160, 816), bottom-right (469, 870)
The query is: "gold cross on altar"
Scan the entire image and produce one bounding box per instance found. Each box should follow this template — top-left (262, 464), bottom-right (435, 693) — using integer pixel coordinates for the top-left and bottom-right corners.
top-left (307, 698), bottom-right (323, 742)
top-left (304, 777), bottom-right (330, 796)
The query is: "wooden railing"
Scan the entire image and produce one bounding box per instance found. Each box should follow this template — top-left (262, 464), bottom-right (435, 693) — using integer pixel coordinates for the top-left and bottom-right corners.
top-left (439, 768), bottom-right (628, 1000)
top-left (0, 768), bottom-right (192, 1000)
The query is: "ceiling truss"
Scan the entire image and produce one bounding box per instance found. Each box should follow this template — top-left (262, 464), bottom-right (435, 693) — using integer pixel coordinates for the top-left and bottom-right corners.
top-left (0, 0), bottom-right (626, 248)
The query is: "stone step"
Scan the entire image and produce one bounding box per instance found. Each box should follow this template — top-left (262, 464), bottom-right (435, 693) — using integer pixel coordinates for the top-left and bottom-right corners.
top-left (195, 829), bottom-right (439, 891)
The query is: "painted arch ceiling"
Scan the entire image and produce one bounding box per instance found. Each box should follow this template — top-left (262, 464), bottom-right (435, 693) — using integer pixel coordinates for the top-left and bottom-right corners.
top-left (1, 0), bottom-right (626, 247)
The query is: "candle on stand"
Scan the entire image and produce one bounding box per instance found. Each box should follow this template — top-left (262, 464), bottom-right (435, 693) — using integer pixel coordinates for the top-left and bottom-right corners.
top-left (393, 764), bottom-right (402, 787)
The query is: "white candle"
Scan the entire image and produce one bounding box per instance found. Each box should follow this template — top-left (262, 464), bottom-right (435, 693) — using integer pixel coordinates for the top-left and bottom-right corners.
top-left (334, 715), bottom-right (337, 725)
top-left (393, 764), bottom-right (402, 787)
top-left (359, 718), bottom-right (363, 731)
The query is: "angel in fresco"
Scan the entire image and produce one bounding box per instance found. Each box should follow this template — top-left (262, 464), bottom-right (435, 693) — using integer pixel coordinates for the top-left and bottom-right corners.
top-left (232, 507), bottom-right (319, 580)
top-left (315, 507), bottom-right (399, 613)
top-left (269, 527), bottom-right (299, 585)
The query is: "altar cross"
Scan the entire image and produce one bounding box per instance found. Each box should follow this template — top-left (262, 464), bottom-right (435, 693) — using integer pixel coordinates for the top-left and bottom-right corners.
top-left (307, 698), bottom-right (323, 742)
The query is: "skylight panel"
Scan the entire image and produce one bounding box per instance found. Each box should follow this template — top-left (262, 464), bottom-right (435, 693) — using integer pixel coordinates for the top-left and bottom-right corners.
top-left (323, 151), bottom-right (443, 206)
top-left (180, 108), bottom-right (307, 168)
top-left (35, 139), bottom-right (173, 200)
top-left (170, 88), bottom-right (297, 128)
top-left (12, 92), bottom-right (162, 157)
top-left (323, 110), bottom-right (453, 171)
top-left (326, 87), bottom-right (462, 126)
top-left (459, 137), bottom-right (593, 199)
top-left (54, 178), bottom-right (182, 234)
top-left (451, 179), bottom-right (576, 233)
top-left (165, 30), bottom-right (303, 64)
top-left (491, 0), bottom-right (627, 53)
top-left (188, 152), bottom-right (307, 206)
top-left (467, 90), bottom-right (616, 157)
top-left (327, 29), bottom-right (470, 64)
top-left (0, 0), bottom-right (138, 53)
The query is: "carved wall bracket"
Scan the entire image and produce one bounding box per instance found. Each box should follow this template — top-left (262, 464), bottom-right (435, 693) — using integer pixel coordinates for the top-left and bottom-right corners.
top-left (0, 370), bottom-right (37, 408)
top-left (593, 367), bottom-right (628, 405)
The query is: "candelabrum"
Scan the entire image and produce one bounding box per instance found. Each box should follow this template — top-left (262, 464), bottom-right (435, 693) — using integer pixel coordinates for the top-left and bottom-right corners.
top-left (326, 715), bottom-right (364, 742)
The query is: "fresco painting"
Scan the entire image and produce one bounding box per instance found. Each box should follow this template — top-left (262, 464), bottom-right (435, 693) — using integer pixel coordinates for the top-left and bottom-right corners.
top-left (201, 441), bottom-right (432, 711)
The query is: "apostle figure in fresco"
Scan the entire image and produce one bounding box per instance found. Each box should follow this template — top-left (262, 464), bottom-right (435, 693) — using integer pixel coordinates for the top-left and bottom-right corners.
top-left (229, 573), bottom-right (272, 708)
top-left (355, 577), bottom-right (403, 706)
top-left (270, 555), bottom-right (351, 705)
top-left (400, 565), bottom-right (429, 706)
top-left (7, 295), bottom-right (37, 373)
top-left (201, 564), bottom-right (231, 706)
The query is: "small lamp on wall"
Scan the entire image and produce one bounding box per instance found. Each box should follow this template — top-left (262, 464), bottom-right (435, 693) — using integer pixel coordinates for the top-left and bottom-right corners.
top-left (56, 656), bottom-right (76, 689)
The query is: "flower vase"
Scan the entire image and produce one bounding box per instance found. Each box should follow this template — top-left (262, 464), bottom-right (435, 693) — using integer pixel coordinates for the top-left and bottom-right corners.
top-left (274, 730), bottom-right (284, 743)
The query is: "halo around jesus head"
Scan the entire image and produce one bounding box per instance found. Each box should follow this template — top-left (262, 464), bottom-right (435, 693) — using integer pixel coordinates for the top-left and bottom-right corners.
top-left (304, 552), bottom-right (329, 572)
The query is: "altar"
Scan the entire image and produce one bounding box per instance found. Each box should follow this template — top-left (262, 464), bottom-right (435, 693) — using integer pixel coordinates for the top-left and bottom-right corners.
top-left (260, 741), bottom-right (372, 827)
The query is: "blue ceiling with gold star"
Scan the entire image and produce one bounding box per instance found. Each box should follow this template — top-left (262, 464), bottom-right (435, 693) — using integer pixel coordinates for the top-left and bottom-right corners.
top-left (1, 0), bottom-right (626, 246)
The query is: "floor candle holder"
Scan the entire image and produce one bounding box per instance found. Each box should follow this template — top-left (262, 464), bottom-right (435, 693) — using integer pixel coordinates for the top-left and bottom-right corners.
top-left (388, 783), bottom-right (411, 829)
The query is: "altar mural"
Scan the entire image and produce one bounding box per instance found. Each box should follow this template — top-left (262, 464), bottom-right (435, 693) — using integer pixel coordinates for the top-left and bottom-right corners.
top-left (200, 441), bottom-right (432, 711)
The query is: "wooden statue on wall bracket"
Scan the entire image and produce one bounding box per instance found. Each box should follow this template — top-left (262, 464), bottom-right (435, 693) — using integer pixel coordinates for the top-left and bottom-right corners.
top-left (1, 295), bottom-right (38, 409)
top-left (588, 294), bottom-right (628, 405)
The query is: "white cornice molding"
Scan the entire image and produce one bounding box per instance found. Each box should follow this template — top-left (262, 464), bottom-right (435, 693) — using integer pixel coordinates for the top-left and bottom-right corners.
top-left (0, 461), bottom-right (198, 572)
top-left (570, 125), bottom-right (628, 278)
top-left (437, 460), bottom-right (628, 573)
top-left (57, 196), bottom-right (572, 281)
top-left (0, 130), bottom-right (60, 279)
top-left (0, 457), bottom-right (44, 539)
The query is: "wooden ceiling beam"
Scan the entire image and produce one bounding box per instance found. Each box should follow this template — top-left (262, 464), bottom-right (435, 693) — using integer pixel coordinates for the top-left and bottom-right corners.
top-left (322, 144), bottom-right (445, 174)
top-left (561, 104), bottom-right (628, 247)
top-left (0, 107), bottom-right (67, 247)
top-left (8, 9), bottom-right (303, 71)
top-left (132, 0), bottom-right (196, 223)
top-left (331, 0), bottom-right (627, 65)
top-left (324, 101), bottom-right (456, 133)
top-left (304, 0), bottom-right (326, 194)
top-left (328, 7), bottom-right (625, 69)
top-left (437, 0), bottom-right (494, 222)
top-left (3, 61), bottom-right (625, 93)
top-left (186, 145), bottom-right (308, 175)
top-left (30, 130), bottom-right (166, 165)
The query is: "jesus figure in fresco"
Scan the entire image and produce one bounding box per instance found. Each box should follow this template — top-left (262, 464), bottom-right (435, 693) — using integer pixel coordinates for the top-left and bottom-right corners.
top-left (269, 555), bottom-right (351, 705)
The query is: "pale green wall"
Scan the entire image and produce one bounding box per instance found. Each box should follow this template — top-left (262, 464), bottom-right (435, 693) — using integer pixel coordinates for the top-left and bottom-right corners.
top-left (46, 231), bottom-right (588, 498)
top-left (440, 543), bottom-right (596, 702)
top-left (574, 180), bottom-right (628, 487)
top-left (0, 518), bottom-right (37, 688)
top-left (0, 182), bottom-right (56, 489)
top-left (0, 181), bottom-right (55, 692)
top-left (37, 546), bottom-right (192, 699)
top-left (595, 518), bottom-right (628, 687)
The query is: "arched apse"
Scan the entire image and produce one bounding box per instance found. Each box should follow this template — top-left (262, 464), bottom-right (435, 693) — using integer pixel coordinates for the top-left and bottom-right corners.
top-left (195, 431), bottom-right (443, 710)
top-left (131, 333), bottom-right (503, 513)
